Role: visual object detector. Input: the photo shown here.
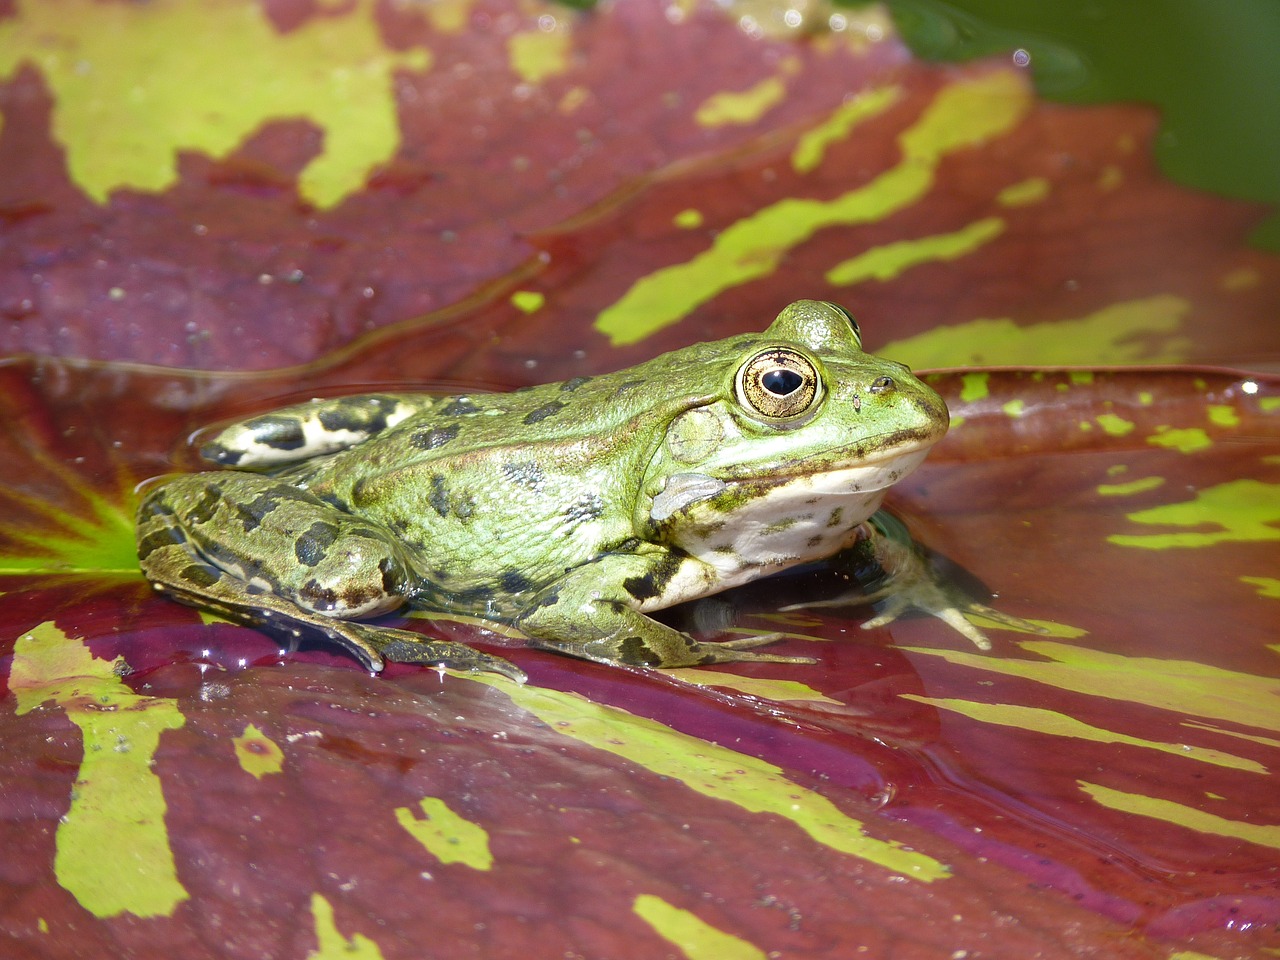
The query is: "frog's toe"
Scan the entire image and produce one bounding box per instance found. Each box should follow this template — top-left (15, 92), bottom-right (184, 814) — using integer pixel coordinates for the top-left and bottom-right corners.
top-left (365, 628), bottom-right (527, 683)
top-left (695, 635), bottom-right (816, 665)
top-left (716, 633), bottom-right (785, 650)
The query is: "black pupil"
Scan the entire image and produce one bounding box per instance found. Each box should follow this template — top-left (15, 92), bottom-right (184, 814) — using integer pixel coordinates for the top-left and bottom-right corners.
top-left (761, 368), bottom-right (803, 396)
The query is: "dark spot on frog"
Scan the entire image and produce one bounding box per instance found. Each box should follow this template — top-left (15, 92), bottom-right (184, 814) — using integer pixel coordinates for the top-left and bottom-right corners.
top-left (807, 535), bottom-right (826, 549)
top-left (623, 573), bottom-right (658, 601)
top-left (235, 553), bottom-right (270, 584)
top-left (622, 553), bottom-right (682, 602)
top-left (532, 587), bottom-right (561, 609)
top-left (502, 460), bottom-right (545, 491)
top-left (826, 507), bottom-right (844, 528)
top-left (560, 376), bottom-right (592, 392)
top-left (248, 414), bottom-right (307, 451)
top-left (453, 492), bottom-right (476, 521)
top-left (315, 491), bottom-right (350, 511)
top-left (180, 562), bottom-right (221, 589)
top-left (411, 424), bottom-right (459, 450)
top-left (431, 582), bottom-right (496, 609)
top-left (317, 396), bottom-right (399, 434)
top-left (762, 517), bottom-right (799, 535)
top-left (610, 379), bottom-right (644, 399)
top-left (523, 401), bottom-right (565, 425)
top-left (300, 578), bottom-right (384, 614)
top-left (379, 558), bottom-right (412, 596)
top-left (295, 520), bottom-right (341, 566)
top-left (233, 491), bottom-right (286, 533)
top-left (564, 493), bottom-right (604, 524)
top-left (500, 570), bottom-right (532, 594)
top-left (617, 636), bottom-right (662, 667)
top-left (427, 474), bottom-right (450, 517)
top-left (185, 484), bottom-right (223, 526)
top-left (200, 441), bottom-right (242, 466)
top-left (438, 397), bottom-right (479, 417)
top-left (137, 527), bottom-right (183, 561)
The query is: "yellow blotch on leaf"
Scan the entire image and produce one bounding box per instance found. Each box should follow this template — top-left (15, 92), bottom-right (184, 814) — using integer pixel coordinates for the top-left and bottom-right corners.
top-left (997, 176), bottom-right (1050, 206)
top-left (633, 895), bottom-right (768, 960)
top-left (878, 295), bottom-right (1192, 369)
top-left (1148, 425), bottom-right (1212, 454)
top-left (1097, 164), bottom-right (1124, 190)
top-left (905, 639), bottom-right (1280, 735)
top-left (507, 24), bottom-right (572, 84)
top-left (10, 623), bottom-right (188, 919)
top-left (1109, 479), bottom-right (1280, 549)
top-left (1220, 266), bottom-right (1261, 292)
top-left (422, 0), bottom-right (474, 34)
top-left (1095, 412), bottom-right (1135, 436)
top-left (791, 85), bottom-right (904, 173)
top-left (904, 697), bottom-right (1264, 773)
top-left (233, 724), bottom-right (285, 779)
top-left (466, 677), bottom-right (948, 880)
top-left (509, 290), bottom-right (545, 314)
top-left (1241, 576), bottom-right (1280, 599)
top-left (825, 217), bottom-right (1005, 286)
top-left (308, 894), bottom-right (385, 959)
top-left (1097, 476), bottom-right (1165, 497)
top-left (673, 208), bottom-right (704, 229)
top-left (596, 70), bottom-right (1032, 345)
top-left (558, 85), bottom-right (590, 114)
top-left (695, 76), bottom-right (787, 128)
top-left (1207, 404), bottom-right (1240, 428)
top-left (0, 0), bottom-right (432, 209)
top-left (664, 668), bottom-right (841, 704)
top-left (1079, 781), bottom-right (1280, 851)
top-left (959, 371), bottom-right (990, 402)
top-left (395, 797), bottom-right (493, 870)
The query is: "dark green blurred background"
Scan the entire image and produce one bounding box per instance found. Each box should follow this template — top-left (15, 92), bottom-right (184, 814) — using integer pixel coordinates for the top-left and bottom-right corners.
top-left (870, 0), bottom-right (1280, 248)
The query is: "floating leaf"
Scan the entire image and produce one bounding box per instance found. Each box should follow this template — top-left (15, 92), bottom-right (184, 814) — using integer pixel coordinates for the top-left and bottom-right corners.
top-left (1, 2), bottom-right (1279, 959)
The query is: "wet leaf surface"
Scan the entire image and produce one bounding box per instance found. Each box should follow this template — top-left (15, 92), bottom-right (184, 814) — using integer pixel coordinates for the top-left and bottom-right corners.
top-left (1, 353), bottom-right (1277, 960)
top-left (1, 2), bottom-right (1279, 959)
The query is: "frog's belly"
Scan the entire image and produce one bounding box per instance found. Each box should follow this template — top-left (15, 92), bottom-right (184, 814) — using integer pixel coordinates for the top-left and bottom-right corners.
top-left (652, 451), bottom-right (926, 607)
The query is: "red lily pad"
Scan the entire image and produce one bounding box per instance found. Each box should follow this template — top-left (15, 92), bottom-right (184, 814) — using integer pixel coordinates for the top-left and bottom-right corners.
top-left (1, 348), bottom-right (1277, 960)
top-left (1, 1), bottom-right (1277, 371)
top-left (3, 2), bottom-right (1280, 959)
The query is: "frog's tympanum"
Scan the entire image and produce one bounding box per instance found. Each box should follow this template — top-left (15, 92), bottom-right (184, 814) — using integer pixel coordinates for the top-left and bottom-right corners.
top-left (137, 300), bottom-right (1005, 683)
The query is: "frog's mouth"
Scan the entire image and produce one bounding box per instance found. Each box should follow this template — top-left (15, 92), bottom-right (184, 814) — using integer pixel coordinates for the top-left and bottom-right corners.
top-left (649, 442), bottom-right (934, 523)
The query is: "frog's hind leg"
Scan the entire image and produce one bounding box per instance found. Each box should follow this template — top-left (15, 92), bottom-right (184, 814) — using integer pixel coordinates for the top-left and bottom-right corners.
top-left (136, 477), bottom-right (524, 681)
top-left (200, 393), bottom-right (443, 469)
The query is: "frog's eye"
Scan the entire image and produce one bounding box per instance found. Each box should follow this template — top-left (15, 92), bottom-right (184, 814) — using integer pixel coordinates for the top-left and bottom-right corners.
top-left (736, 347), bottom-right (822, 422)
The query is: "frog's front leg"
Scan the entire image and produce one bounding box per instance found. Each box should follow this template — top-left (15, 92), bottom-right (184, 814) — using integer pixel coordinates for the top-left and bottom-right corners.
top-left (515, 550), bottom-right (815, 669)
top-left (137, 473), bottom-right (524, 680)
top-left (787, 512), bottom-right (1046, 650)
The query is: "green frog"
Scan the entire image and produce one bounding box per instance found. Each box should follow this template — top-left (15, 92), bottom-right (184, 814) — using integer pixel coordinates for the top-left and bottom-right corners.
top-left (137, 300), bottom-right (1009, 683)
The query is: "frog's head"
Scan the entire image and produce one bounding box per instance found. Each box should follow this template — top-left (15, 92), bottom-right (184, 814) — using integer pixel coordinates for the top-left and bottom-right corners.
top-left (640, 300), bottom-right (949, 553)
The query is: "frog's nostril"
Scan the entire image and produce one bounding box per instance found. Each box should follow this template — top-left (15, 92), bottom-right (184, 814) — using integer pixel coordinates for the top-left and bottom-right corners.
top-left (869, 376), bottom-right (894, 394)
